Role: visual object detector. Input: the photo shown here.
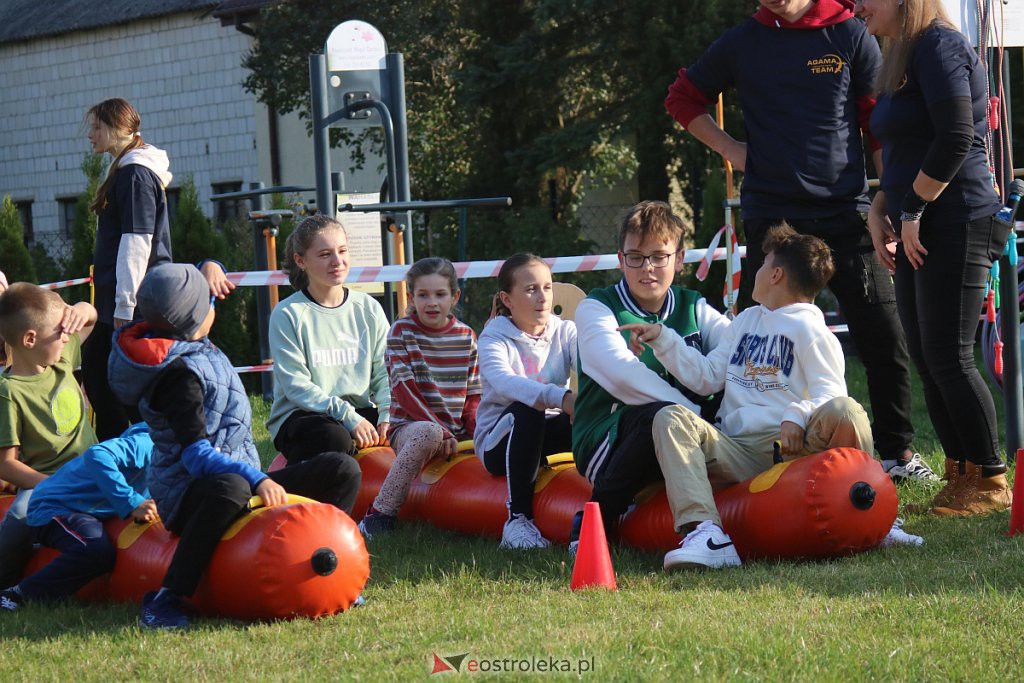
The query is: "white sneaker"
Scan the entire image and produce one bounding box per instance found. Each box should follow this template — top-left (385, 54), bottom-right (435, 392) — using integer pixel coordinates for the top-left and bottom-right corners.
top-left (879, 518), bottom-right (924, 548)
top-left (499, 514), bottom-right (551, 550)
top-left (883, 453), bottom-right (940, 483)
top-left (663, 520), bottom-right (741, 571)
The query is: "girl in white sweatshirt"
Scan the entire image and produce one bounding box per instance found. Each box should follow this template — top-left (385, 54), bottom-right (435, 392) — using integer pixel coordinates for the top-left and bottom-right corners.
top-left (475, 254), bottom-right (576, 550)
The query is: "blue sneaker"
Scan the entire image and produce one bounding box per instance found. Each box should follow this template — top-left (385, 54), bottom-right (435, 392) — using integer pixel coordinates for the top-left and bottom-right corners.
top-left (139, 590), bottom-right (190, 630)
top-left (357, 510), bottom-right (396, 540)
top-left (1, 587), bottom-right (22, 612)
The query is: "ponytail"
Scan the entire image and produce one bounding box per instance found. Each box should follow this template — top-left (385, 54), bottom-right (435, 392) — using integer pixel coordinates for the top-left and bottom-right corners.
top-left (90, 136), bottom-right (144, 213)
top-left (493, 253), bottom-right (548, 318)
top-left (86, 98), bottom-right (144, 214)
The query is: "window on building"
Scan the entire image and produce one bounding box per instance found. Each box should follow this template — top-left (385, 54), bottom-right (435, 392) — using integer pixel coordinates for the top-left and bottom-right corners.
top-left (211, 181), bottom-right (246, 227)
top-left (14, 200), bottom-right (33, 244)
top-left (58, 197), bottom-right (78, 238)
top-left (165, 187), bottom-right (181, 226)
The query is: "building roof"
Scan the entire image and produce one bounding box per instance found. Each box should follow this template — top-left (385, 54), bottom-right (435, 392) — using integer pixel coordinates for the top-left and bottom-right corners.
top-left (0, 0), bottom-right (220, 46)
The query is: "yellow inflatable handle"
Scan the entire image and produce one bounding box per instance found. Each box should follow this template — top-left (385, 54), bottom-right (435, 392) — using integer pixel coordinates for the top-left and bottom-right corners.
top-left (247, 493), bottom-right (317, 510)
top-left (118, 493), bottom-right (319, 549)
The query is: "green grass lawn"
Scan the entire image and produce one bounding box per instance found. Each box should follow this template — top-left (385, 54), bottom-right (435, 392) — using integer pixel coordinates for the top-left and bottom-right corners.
top-left (2, 358), bottom-right (1023, 681)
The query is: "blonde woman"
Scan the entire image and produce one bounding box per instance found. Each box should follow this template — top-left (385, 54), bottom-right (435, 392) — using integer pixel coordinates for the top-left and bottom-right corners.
top-left (861, 0), bottom-right (1011, 515)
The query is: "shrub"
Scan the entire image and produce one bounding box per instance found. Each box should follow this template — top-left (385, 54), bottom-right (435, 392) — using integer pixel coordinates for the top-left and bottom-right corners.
top-left (0, 195), bottom-right (37, 284)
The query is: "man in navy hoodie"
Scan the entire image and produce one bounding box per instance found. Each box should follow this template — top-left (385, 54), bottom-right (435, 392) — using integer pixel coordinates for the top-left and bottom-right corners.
top-left (665, 0), bottom-right (936, 482)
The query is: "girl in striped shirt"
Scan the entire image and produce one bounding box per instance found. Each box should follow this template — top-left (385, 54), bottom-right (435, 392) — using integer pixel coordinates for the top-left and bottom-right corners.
top-left (358, 257), bottom-right (481, 539)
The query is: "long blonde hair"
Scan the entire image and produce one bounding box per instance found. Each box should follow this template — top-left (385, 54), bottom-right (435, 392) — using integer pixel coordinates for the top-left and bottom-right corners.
top-left (876, 0), bottom-right (955, 93)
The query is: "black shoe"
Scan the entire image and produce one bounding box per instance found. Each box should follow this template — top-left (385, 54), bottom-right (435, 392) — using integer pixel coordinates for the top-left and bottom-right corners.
top-left (567, 510), bottom-right (584, 557)
top-left (139, 590), bottom-right (190, 630)
top-left (357, 510), bottom-right (397, 540)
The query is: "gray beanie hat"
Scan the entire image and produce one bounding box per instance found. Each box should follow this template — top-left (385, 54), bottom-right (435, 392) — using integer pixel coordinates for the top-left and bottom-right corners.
top-left (136, 264), bottom-right (211, 339)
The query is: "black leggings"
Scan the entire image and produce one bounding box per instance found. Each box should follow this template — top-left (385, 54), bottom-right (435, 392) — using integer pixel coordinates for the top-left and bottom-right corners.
top-left (273, 407), bottom-right (379, 462)
top-left (82, 322), bottom-right (140, 440)
top-left (894, 214), bottom-right (1010, 467)
top-left (587, 401), bottom-right (673, 529)
top-left (162, 451), bottom-right (362, 597)
top-left (482, 402), bottom-right (573, 519)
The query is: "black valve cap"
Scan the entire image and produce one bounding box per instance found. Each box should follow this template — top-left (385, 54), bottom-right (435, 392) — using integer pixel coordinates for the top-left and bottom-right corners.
top-left (849, 481), bottom-right (876, 510)
top-left (311, 547), bottom-right (338, 576)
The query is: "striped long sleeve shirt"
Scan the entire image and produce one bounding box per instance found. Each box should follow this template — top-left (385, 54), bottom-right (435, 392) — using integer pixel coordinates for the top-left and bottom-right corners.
top-left (386, 314), bottom-right (481, 439)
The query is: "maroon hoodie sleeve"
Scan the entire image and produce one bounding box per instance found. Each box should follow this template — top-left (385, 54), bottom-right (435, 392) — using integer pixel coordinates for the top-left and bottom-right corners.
top-left (461, 393), bottom-right (480, 438)
top-left (665, 68), bottom-right (715, 129)
top-left (856, 95), bottom-right (882, 152)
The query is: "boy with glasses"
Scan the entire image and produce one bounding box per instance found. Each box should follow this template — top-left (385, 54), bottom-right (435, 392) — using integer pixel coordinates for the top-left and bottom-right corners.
top-left (569, 201), bottom-right (731, 550)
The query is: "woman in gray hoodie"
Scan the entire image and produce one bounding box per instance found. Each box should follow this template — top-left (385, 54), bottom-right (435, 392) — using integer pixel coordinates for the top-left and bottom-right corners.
top-left (475, 254), bottom-right (576, 550)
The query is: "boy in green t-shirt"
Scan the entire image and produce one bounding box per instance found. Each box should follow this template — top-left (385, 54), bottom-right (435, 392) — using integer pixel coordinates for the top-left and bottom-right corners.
top-left (0, 283), bottom-right (98, 587)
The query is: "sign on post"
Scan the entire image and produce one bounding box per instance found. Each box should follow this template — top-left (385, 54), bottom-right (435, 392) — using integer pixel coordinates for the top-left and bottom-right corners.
top-left (336, 193), bottom-right (385, 294)
top-left (324, 21), bottom-right (387, 129)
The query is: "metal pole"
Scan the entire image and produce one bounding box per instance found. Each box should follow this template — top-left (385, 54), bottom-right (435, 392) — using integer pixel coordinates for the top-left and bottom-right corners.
top-left (309, 54), bottom-right (332, 217)
top-left (249, 182), bottom-right (273, 401)
top-left (716, 93), bottom-right (738, 317)
top-left (997, 53), bottom-right (1022, 460)
top-left (386, 53), bottom-right (414, 264)
top-left (457, 207), bottom-right (468, 292)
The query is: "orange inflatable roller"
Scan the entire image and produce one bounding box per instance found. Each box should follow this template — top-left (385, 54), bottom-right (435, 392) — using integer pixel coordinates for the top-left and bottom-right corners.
top-left (1, 495), bottom-right (369, 619)
top-left (618, 448), bottom-right (898, 558)
top-left (343, 445), bottom-right (896, 560)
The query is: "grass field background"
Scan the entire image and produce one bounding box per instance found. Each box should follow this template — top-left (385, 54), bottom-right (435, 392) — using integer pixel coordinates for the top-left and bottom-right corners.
top-left (1, 358), bottom-right (1023, 681)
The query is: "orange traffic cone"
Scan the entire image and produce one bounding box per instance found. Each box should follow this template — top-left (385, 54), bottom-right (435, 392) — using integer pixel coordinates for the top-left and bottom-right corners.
top-left (570, 502), bottom-right (617, 591)
top-left (1009, 449), bottom-right (1024, 537)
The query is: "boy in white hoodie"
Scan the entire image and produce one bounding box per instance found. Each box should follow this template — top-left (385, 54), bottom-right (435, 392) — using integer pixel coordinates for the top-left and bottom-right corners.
top-left (621, 224), bottom-right (878, 570)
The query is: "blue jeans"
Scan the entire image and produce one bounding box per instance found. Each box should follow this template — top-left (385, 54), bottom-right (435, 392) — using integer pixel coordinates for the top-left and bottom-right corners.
top-left (17, 513), bottom-right (116, 602)
top-left (0, 489), bottom-right (35, 588)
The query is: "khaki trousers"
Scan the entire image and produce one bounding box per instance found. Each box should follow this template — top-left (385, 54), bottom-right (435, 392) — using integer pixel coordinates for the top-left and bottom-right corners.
top-left (652, 397), bottom-right (873, 532)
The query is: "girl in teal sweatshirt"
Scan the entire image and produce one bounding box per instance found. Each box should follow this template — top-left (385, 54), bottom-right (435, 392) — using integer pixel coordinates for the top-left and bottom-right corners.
top-left (267, 215), bottom-right (391, 464)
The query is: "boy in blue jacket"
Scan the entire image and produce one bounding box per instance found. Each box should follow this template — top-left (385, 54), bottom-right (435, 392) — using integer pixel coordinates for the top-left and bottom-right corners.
top-left (108, 264), bottom-right (361, 630)
top-left (1, 423), bottom-right (154, 611)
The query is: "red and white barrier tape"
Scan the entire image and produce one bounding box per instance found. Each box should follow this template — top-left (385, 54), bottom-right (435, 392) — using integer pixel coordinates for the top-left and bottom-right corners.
top-left (233, 363), bottom-right (273, 374)
top-left (226, 247), bottom-right (749, 287)
top-left (40, 277), bottom-right (92, 290)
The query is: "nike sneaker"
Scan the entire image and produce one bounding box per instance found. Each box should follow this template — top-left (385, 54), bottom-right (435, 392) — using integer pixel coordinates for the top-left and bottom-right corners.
top-left (663, 520), bottom-right (741, 570)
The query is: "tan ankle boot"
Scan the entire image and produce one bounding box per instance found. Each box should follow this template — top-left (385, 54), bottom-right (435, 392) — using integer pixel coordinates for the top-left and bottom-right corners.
top-left (931, 468), bottom-right (1012, 517)
top-left (929, 459), bottom-right (970, 509)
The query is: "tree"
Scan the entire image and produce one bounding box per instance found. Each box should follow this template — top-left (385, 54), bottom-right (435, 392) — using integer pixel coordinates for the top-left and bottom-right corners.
top-left (242, 1), bottom-right (753, 318)
top-left (169, 177), bottom-right (260, 378)
top-left (65, 153), bottom-right (106, 283)
top-left (0, 195), bottom-right (36, 284)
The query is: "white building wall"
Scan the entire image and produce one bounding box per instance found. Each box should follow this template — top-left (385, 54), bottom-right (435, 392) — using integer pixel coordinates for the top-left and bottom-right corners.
top-left (0, 11), bottom-right (259, 240)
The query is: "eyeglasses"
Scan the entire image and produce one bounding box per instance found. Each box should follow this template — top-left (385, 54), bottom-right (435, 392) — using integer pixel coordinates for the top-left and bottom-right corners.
top-left (622, 252), bottom-right (674, 269)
